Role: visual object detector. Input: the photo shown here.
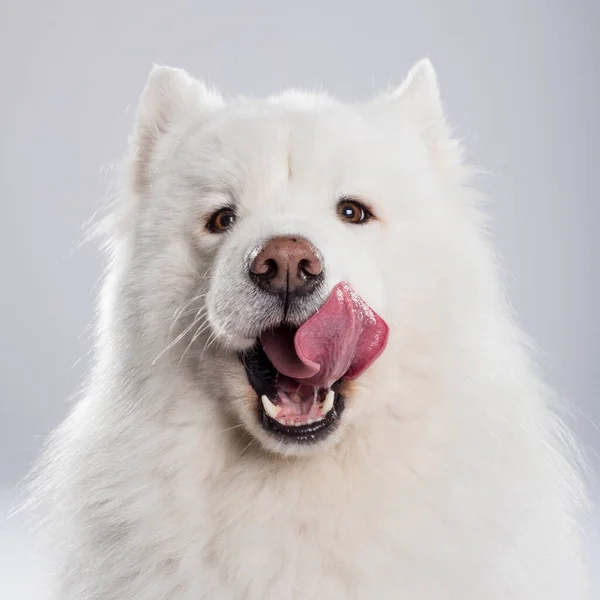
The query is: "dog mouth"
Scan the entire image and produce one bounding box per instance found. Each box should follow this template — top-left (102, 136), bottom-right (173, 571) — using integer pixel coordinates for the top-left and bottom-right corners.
top-left (238, 282), bottom-right (390, 446)
top-left (241, 339), bottom-right (345, 444)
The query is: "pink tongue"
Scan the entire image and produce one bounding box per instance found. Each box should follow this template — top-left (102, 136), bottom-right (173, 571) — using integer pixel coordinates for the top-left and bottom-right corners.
top-left (261, 282), bottom-right (389, 389)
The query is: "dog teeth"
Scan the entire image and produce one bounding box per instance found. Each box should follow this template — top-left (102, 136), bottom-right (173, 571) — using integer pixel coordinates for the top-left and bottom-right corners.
top-left (321, 389), bottom-right (335, 414)
top-left (261, 395), bottom-right (281, 420)
top-left (262, 393), bottom-right (333, 426)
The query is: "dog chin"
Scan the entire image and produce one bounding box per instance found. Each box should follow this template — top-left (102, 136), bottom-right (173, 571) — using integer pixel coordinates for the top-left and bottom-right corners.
top-left (251, 419), bottom-right (347, 457)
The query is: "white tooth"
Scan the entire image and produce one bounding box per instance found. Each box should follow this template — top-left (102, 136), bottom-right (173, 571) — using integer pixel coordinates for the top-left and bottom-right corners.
top-left (261, 395), bottom-right (281, 420)
top-left (321, 389), bottom-right (335, 414)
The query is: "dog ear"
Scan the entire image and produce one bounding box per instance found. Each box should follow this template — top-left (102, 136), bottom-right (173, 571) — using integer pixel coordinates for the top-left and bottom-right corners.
top-left (129, 65), bottom-right (222, 192)
top-left (384, 59), bottom-right (464, 177)
top-left (391, 59), bottom-right (444, 128)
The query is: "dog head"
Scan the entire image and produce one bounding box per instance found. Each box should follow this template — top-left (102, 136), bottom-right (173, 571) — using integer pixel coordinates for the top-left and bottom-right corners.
top-left (116, 60), bottom-right (476, 456)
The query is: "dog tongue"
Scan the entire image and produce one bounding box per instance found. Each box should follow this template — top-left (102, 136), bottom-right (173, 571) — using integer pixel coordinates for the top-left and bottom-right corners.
top-left (261, 282), bottom-right (389, 389)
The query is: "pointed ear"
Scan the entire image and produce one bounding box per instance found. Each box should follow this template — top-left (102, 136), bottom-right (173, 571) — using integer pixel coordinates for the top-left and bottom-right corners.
top-left (384, 59), bottom-right (464, 176)
top-left (130, 65), bottom-right (222, 192)
top-left (392, 59), bottom-right (444, 126)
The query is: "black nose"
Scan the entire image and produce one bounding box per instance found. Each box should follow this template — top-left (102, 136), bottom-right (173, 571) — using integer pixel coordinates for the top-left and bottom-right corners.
top-left (249, 236), bottom-right (324, 296)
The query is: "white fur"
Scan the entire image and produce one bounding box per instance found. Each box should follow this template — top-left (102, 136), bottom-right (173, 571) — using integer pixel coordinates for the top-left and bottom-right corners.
top-left (31, 60), bottom-right (589, 599)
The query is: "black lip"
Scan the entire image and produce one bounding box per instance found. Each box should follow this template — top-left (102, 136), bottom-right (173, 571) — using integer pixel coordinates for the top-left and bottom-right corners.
top-left (239, 342), bottom-right (345, 444)
top-left (240, 341), bottom-right (278, 398)
top-left (260, 391), bottom-right (344, 444)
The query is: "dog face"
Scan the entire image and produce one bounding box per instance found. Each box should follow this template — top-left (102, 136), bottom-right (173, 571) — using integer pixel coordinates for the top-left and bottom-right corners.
top-left (121, 61), bottom-right (471, 456)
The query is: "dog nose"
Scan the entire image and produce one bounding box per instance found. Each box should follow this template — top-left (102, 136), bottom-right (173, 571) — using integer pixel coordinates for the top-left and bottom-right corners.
top-left (249, 236), bottom-right (324, 296)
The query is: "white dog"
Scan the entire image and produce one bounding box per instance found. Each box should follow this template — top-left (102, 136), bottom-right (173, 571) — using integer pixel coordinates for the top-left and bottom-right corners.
top-left (32, 60), bottom-right (589, 599)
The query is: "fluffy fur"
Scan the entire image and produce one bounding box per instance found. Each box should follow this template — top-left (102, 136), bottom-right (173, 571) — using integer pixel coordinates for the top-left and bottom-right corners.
top-left (31, 60), bottom-right (589, 599)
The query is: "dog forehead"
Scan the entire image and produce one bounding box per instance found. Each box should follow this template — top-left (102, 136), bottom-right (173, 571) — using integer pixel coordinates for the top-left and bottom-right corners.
top-left (178, 105), bottom-right (404, 209)
top-left (188, 101), bottom-right (380, 164)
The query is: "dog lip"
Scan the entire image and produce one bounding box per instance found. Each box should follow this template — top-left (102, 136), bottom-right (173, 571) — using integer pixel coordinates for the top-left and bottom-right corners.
top-left (239, 343), bottom-right (345, 444)
top-left (259, 390), bottom-right (344, 444)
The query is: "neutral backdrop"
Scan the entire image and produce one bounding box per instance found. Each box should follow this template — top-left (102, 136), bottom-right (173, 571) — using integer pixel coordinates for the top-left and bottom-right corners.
top-left (1, 1), bottom-right (598, 597)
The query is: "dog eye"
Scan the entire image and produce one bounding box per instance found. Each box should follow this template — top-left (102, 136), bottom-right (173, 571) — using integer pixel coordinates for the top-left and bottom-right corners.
top-left (336, 198), bottom-right (373, 225)
top-left (207, 207), bottom-right (236, 233)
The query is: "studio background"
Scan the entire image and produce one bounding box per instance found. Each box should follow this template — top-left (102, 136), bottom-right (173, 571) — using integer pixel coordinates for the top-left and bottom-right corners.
top-left (1, 1), bottom-right (598, 597)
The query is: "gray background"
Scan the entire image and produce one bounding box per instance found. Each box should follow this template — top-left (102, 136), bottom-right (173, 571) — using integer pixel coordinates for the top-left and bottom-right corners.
top-left (1, 1), bottom-right (598, 597)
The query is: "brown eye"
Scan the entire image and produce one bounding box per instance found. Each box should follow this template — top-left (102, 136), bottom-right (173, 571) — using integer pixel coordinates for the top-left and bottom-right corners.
top-left (336, 198), bottom-right (373, 224)
top-left (207, 207), bottom-right (236, 233)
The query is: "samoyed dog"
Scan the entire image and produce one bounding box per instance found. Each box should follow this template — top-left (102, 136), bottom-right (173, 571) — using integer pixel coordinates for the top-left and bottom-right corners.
top-left (32, 60), bottom-right (588, 599)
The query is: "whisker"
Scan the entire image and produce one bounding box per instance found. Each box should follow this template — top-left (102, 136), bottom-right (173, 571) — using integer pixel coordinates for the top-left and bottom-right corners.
top-left (216, 423), bottom-right (245, 435)
top-left (201, 323), bottom-right (227, 360)
top-left (152, 311), bottom-right (206, 365)
top-left (166, 297), bottom-right (207, 346)
top-left (237, 437), bottom-right (256, 461)
top-left (199, 298), bottom-right (236, 360)
top-left (172, 293), bottom-right (206, 323)
top-left (176, 318), bottom-right (213, 370)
